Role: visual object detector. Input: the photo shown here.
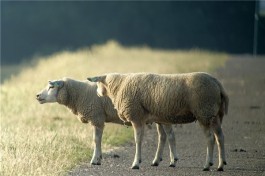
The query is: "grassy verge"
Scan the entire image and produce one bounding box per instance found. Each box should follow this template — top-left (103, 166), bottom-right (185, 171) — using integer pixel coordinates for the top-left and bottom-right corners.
top-left (0, 41), bottom-right (228, 175)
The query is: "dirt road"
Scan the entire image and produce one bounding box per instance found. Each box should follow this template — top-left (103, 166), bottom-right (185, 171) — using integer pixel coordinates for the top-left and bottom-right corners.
top-left (68, 56), bottom-right (265, 176)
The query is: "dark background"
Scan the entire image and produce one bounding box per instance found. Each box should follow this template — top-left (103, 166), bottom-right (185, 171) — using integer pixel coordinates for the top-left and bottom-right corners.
top-left (1, 1), bottom-right (265, 64)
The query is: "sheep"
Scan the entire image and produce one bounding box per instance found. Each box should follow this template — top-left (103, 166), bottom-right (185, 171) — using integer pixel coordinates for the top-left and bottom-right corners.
top-left (88, 72), bottom-right (229, 171)
top-left (36, 77), bottom-right (178, 166)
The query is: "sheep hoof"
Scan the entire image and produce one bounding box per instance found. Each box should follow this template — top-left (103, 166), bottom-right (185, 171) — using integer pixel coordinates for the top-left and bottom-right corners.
top-left (169, 164), bottom-right (175, 167)
top-left (217, 167), bottom-right (224, 171)
top-left (91, 162), bottom-right (101, 165)
top-left (131, 165), bottom-right (139, 169)
top-left (223, 161), bottom-right (227, 165)
top-left (160, 158), bottom-right (163, 161)
top-left (139, 159), bottom-right (142, 163)
top-left (209, 162), bottom-right (213, 166)
top-left (151, 163), bottom-right (159, 167)
top-left (203, 168), bottom-right (210, 171)
top-left (112, 154), bottom-right (120, 158)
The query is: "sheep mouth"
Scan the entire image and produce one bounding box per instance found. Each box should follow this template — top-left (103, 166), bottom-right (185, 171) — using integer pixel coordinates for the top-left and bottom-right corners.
top-left (36, 98), bottom-right (45, 104)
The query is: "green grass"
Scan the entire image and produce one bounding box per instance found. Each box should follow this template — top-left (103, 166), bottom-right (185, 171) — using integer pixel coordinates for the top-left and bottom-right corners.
top-left (0, 40), bottom-right (228, 175)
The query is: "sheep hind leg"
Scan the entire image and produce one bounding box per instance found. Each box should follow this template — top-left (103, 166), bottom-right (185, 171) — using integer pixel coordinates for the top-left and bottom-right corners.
top-left (163, 124), bottom-right (178, 167)
top-left (213, 118), bottom-right (226, 171)
top-left (201, 126), bottom-right (215, 171)
top-left (90, 126), bottom-right (103, 165)
top-left (131, 121), bottom-right (145, 169)
top-left (151, 123), bottom-right (166, 166)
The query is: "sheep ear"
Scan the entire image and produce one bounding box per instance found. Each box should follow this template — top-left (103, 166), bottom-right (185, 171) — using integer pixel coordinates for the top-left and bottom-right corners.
top-left (54, 80), bottom-right (64, 88)
top-left (87, 76), bottom-right (105, 83)
top-left (48, 80), bottom-right (54, 86)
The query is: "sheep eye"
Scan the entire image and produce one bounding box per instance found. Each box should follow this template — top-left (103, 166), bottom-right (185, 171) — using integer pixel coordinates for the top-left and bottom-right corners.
top-left (48, 86), bottom-right (54, 90)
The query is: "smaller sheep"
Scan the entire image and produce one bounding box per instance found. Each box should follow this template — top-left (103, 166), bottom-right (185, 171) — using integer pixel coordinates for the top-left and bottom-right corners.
top-left (36, 78), bottom-right (178, 166)
top-left (88, 72), bottom-right (229, 171)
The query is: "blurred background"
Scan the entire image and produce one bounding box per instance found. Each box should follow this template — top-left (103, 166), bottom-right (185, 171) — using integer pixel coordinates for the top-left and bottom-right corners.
top-left (2, 1), bottom-right (265, 65)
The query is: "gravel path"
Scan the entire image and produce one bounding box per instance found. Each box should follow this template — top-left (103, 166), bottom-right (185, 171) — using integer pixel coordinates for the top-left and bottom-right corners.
top-left (68, 56), bottom-right (265, 176)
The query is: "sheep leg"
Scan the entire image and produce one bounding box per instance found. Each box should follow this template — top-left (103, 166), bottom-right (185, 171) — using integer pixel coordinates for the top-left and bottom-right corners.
top-left (163, 124), bottom-right (178, 167)
top-left (151, 123), bottom-right (166, 166)
top-left (90, 126), bottom-right (103, 165)
top-left (131, 122), bottom-right (144, 169)
top-left (202, 127), bottom-right (215, 171)
top-left (213, 119), bottom-right (226, 171)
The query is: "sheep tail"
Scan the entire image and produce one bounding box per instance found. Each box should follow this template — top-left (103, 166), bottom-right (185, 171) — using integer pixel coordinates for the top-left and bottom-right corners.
top-left (214, 78), bottom-right (229, 123)
top-left (220, 85), bottom-right (229, 115)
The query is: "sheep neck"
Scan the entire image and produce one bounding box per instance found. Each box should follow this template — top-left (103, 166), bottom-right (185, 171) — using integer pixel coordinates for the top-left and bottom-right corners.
top-left (107, 76), bottom-right (124, 98)
top-left (62, 82), bottom-right (81, 115)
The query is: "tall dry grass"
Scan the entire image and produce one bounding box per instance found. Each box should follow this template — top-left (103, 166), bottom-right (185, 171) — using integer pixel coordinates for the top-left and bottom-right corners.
top-left (0, 41), bottom-right (228, 175)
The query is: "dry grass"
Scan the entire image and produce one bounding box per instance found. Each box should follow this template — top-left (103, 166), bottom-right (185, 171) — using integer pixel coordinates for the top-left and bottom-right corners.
top-left (0, 41), bottom-right (228, 175)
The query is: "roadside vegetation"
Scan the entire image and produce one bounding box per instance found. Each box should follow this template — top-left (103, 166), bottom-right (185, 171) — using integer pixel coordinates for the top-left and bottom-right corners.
top-left (0, 41), bottom-right (228, 175)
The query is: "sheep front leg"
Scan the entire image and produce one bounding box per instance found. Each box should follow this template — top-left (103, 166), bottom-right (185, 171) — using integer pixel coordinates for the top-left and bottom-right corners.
top-left (152, 123), bottom-right (166, 166)
top-left (163, 124), bottom-right (178, 167)
top-left (90, 126), bottom-right (103, 165)
top-left (202, 127), bottom-right (215, 171)
top-left (131, 121), bottom-right (144, 169)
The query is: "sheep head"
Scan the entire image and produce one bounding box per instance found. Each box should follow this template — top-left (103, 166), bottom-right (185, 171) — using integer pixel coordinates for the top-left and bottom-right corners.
top-left (87, 75), bottom-right (108, 97)
top-left (36, 80), bottom-right (64, 104)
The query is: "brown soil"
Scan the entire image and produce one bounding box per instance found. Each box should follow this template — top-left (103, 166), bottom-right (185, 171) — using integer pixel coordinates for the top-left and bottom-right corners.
top-left (68, 56), bottom-right (265, 176)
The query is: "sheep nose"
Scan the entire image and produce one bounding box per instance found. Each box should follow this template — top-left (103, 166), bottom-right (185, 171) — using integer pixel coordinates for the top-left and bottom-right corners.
top-left (36, 94), bottom-right (40, 98)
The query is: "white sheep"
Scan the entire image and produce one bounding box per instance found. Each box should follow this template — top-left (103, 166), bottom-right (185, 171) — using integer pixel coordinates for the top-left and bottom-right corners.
top-left (36, 78), bottom-right (178, 166)
top-left (88, 72), bottom-right (229, 171)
